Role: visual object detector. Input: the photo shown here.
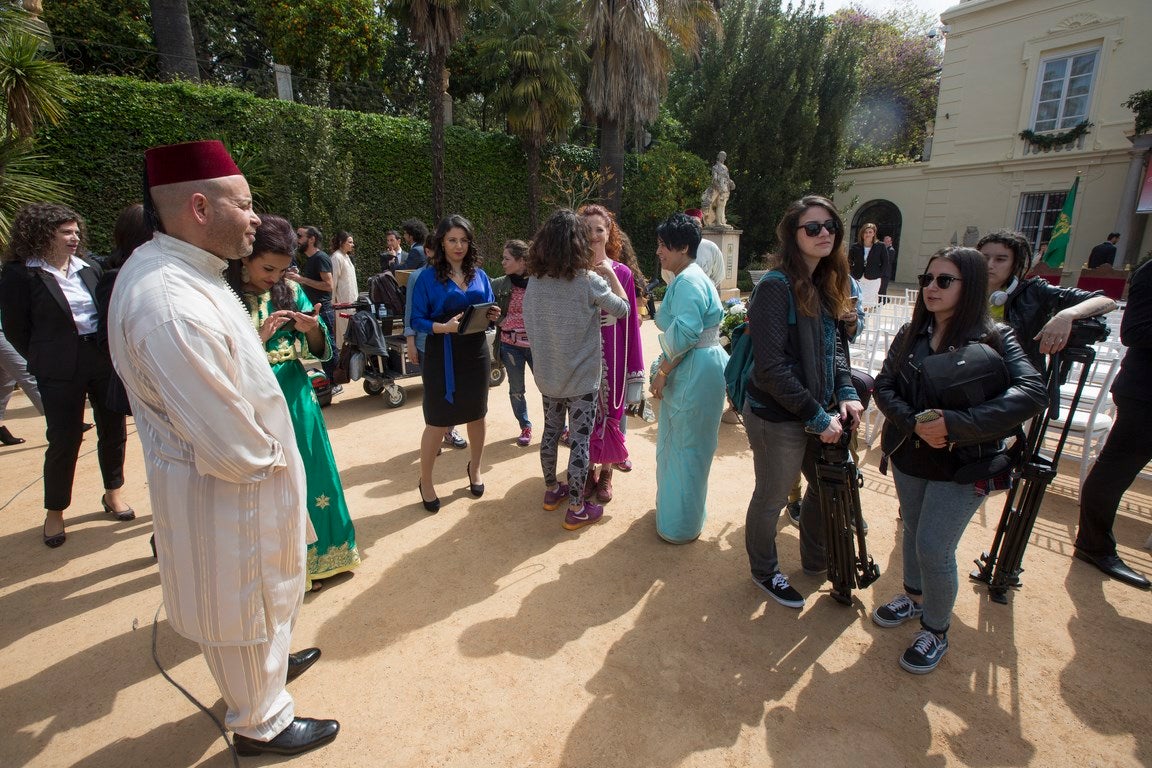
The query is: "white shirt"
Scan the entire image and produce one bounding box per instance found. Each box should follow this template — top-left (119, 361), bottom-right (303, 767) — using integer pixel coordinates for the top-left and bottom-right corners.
top-left (108, 233), bottom-right (309, 645)
top-left (27, 255), bottom-right (99, 334)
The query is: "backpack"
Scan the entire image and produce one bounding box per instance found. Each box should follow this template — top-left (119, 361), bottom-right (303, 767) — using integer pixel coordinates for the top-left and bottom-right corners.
top-left (724, 271), bottom-right (793, 412)
top-left (368, 271), bottom-right (405, 317)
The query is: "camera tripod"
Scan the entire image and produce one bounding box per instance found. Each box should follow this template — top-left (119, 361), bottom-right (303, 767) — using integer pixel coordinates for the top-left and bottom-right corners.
top-left (813, 431), bottom-right (881, 605)
top-left (970, 345), bottom-right (1098, 604)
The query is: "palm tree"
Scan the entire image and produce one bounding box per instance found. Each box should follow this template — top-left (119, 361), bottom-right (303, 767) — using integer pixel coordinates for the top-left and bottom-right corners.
top-left (0, 7), bottom-right (76, 245)
top-left (0, 24), bottom-right (74, 139)
top-left (393, 0), bottom-right (468, 222)
top-left (583, 0), bottom-right (718, 214)
top-left (148, 0), bottom-right (200, 82)
top-left (481, 0), bottom-right (584, 232)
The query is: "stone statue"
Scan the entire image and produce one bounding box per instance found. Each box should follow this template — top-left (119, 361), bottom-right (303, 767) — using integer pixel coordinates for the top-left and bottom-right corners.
top-left (702, 151), bottom-right (736, 228)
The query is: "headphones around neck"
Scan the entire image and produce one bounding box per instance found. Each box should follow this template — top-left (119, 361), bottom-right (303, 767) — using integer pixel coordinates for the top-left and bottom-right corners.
top-left (989, 276), bottom-right (1019, 307)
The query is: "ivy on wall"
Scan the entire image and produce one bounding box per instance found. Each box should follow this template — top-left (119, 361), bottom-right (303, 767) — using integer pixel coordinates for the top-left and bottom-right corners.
top-left (39, 75), bottom-right (706, 283)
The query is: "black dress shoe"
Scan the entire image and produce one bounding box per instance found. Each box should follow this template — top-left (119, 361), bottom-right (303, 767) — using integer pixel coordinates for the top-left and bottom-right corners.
top-left (286, 647), bottom-right (321, 682)
top-left (1074, 550), bottom-right (1152, 589)
top-left (232, 717), bottom-right (339, 757)
top-left (466, 461), bottom-right (484, 498)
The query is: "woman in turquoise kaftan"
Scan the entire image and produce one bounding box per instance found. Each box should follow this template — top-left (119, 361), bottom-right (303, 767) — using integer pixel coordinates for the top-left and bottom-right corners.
top-left (649, 214), bottom-right (729, 543)
top-left (228, 214), bottom-right (361, 589)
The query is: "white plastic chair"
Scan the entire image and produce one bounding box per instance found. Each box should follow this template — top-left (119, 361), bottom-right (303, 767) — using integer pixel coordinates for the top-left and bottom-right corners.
top-left (1041, 354), bottom-right (1123, 493)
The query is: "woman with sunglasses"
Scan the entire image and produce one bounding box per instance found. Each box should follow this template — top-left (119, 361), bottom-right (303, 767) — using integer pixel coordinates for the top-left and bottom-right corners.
top-left (977, 229), bottom-right (1115, 373)
top-left (743, 195), bottom-right (862, 610)
top-left (873, 247), bottom-right (1045, 674)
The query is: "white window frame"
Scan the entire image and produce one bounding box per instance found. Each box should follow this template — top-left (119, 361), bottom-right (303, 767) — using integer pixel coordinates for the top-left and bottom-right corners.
top-left (1016, 191), bottom-right (1067, 255)
top-left (1029, 47), bottom-right (1099, 134)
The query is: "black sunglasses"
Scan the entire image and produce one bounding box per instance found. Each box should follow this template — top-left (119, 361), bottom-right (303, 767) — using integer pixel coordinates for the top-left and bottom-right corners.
top-left (918, 273), bottom-right (962, 289)
top-left (796, 219), bottom-right (838, 237)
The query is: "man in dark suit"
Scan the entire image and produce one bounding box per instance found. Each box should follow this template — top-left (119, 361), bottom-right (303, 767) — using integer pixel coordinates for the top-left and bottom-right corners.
top-left (1074, 257), bottom-right (1152, 589)
top-left (1086, 233), bottom-right (1120, 268)
top-left (0, 203), bottom-right (132, 547)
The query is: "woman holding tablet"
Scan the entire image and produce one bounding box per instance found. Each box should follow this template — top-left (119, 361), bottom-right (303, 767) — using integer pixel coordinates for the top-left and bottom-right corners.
top-left (410, 214), bottom-right (501, 511)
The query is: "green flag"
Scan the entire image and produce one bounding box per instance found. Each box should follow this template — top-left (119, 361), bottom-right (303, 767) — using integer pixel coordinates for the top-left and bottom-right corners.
top-left (1043, 176), bottom-right (1079, 267)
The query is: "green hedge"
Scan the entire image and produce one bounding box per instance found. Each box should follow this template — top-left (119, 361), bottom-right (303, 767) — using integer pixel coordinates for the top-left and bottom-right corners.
top-left (39, 75), bottom-right (706, 284)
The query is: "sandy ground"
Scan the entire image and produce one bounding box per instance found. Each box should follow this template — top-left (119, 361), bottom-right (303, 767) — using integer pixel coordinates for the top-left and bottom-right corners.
top-left (1, 319), bottom-right (1150, 768)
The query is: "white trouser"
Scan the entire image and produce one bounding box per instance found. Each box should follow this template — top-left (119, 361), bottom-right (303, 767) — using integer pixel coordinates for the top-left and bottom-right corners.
top-left (0, 329), bottom-right (43, 418)
top-left (199, 618), bottom-right (296, 740)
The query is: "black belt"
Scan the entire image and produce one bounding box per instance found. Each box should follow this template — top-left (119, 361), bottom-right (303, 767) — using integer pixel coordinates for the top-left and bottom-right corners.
top-left (78, 333), bottom-right (98, 342)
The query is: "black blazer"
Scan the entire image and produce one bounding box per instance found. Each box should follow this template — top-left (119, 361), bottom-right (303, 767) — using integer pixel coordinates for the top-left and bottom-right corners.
top-left (0, 256), bottom-right (104, 381)
top-left (848, 242), bottom-right (887, 281)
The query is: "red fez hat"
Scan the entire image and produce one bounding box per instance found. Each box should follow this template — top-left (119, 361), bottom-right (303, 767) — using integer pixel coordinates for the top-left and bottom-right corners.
top-left (145, 140), bottom-right (242, 187)
top-left (684, 208), bottom-right (704, 219)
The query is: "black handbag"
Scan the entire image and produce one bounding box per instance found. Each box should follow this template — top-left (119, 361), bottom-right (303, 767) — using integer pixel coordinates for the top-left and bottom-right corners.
top-left (919, 342), bottom-right (1009, 410)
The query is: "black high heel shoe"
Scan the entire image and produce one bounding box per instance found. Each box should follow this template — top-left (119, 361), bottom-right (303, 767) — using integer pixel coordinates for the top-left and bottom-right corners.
top-left (0, 426), bottom-right (24, 445)
top-left (102, 494), bottom-right (136, 521)
top-left (465, 462), bottom-right (484, 498)
top-left (418, 480), bottom-right (440, 513)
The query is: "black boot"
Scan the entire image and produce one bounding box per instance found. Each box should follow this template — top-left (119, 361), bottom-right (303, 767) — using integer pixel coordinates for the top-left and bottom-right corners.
top-left (0, 426), bottom-right (25, 445)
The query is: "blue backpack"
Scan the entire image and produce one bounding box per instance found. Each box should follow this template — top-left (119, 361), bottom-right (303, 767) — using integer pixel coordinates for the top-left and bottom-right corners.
top-left (724, 271), bottom-right (796, 412)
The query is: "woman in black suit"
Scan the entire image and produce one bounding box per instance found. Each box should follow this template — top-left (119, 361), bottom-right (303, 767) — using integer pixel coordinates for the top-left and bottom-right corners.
top-left (847, 222), bottom-right (886, 308)
top-left (0, 203), bottom-right (133, 548)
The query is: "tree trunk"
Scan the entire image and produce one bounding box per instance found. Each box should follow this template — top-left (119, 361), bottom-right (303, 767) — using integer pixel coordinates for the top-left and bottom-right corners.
top-left (599, 116), bottom-right (624, 216)
top-left (526, 140), bottom-right (540, 234)
top-left (149, 0), bottom-right (200, 82)
top-left (429, 47), bottom-right (447, 222)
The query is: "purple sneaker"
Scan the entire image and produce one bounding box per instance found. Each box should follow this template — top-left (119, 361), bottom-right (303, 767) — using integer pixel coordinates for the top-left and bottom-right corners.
top-left (542, 483), bottom-right (570, 511)
top-left (563, 501), bottom-right (604, 531)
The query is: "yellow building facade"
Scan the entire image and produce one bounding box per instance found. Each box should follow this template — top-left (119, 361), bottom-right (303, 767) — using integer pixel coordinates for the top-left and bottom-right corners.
top-left (834, 0), bottom-right (1152, 283)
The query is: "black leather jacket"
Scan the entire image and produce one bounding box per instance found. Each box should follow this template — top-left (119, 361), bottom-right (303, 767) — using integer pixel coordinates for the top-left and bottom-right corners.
top-left (875, 323), bottom-right (1047, 475)
top-left (1002, 277), bottom-right (1102, 372)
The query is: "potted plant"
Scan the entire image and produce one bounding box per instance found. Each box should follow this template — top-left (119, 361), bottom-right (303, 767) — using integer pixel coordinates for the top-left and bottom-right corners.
top-left (1124, 89), bottom-right (1152, 136)
top-left (746, 253), bottom-right (771, 286)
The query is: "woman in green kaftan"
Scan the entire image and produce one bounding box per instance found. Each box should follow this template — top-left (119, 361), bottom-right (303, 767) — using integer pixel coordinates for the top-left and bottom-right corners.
top-left (226, 214), bottom-right (360, 590)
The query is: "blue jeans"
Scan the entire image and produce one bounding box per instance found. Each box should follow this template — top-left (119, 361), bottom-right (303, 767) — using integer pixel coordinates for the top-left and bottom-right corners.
top-left (891, 465), bottom-right (986, 634)
top-left (743, 403), bottom-right (827, 579)
top-left (499, 345), bottom-right (533, 429)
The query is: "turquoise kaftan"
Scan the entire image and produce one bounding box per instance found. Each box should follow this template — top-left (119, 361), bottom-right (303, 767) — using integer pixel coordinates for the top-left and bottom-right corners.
top-left (654, 262), bottom-right (729, 543)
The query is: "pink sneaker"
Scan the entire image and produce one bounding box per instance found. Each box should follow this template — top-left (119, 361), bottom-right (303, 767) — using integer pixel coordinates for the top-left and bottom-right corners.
top-left (613, 459), bottom-right (633, 472)
top-left (563, 501), bottom-right (604, 531)
top-left (542, 483), bottom-right (570, 511)
top-left (517, 427), bottom-right (532, 446)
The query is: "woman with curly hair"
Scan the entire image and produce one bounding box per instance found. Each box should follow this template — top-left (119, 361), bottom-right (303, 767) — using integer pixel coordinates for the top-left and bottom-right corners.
top-left (0, 203), bottom-right (134, 547)
top-left (409, 214), bottom-right (501, 511)
top-left (743, 195), bottom-right (862, 609)
top-left (522, 209), bottom-right (630, 530)
top-left (225, 215), bottom-right (360, 589)
top-left (577, 204), bottom-right (644, 503)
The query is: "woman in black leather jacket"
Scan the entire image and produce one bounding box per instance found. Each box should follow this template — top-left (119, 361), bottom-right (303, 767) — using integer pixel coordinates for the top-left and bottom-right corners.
top-left (873, 247), bottom-right (1046, 675)
top-left (978, 229), bottom-right (1115, 373)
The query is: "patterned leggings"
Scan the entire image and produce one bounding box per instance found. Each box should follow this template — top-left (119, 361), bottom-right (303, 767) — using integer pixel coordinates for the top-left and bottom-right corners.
top-left (540, 392), bottom-right (597, 508)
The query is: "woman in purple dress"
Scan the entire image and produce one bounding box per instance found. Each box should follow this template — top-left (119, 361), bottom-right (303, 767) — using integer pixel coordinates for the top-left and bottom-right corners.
top-left (578, 204), bottom-right (644, 503)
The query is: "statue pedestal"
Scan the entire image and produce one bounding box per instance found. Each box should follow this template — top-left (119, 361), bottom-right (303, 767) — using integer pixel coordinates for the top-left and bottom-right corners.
top-left (704, 226), bottom-right (742, 291)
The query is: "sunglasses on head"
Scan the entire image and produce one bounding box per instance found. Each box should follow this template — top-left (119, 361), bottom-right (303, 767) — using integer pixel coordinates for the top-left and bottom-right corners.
top-left (796, 219), bottom-right (838, 237)
top-left (917, 273), bottom-right (962, 289)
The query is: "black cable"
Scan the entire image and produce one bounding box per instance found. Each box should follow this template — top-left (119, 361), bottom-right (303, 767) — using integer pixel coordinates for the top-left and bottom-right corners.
top-left (150, 605), bottom-right (240, 767)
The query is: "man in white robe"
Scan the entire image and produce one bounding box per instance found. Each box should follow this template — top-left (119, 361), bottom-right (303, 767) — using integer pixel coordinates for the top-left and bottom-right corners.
top-left (108, 140), bottom-right (339, 757)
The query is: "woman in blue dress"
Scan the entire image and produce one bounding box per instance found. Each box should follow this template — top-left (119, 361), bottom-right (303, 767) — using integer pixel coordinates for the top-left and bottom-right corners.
top-left (410, 214), bottom-right (501, 511)
top-left (649, 213), bottom-right (729, 543)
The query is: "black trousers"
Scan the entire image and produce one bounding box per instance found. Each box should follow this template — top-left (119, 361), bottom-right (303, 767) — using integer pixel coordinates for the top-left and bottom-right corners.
top-left (1076, 394), bottom-right (1152, 557)
top-left (38, 340), bottom-right (126, 512)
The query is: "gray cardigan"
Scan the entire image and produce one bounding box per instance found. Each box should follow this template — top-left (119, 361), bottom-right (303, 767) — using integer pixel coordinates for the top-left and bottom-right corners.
top-left (522, 271), bottom-right (628, 398)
